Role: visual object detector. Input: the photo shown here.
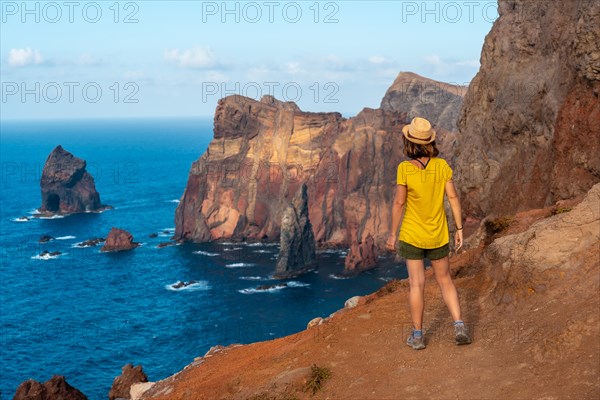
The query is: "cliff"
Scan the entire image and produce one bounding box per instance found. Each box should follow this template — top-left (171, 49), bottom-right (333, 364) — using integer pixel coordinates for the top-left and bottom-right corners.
top-left (173, 74), bottom-right (465, 249)
top-left (456, 0), bottom-right (600, 218)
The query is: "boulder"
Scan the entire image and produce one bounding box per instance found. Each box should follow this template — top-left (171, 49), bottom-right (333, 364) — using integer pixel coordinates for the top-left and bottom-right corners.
top-left (101, 228), bottom-right (140, 252)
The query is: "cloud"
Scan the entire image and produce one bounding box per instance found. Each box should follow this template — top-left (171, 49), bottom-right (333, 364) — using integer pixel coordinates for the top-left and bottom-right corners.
top-left (368, 55), bottom-right (391, 65)
top-left (76, 53), bottom-right (101, 66)
top-left (164, 47), bottom-right (217, 69)
top-left (421, 54), bottom-right (480, 81)
top-left (8, 48), bottom-right (44, 67)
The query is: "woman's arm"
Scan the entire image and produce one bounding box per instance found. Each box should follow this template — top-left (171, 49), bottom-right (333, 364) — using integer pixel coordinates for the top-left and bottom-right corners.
top-left (445, 179), bottom-right (463, 250)
top-left (385, 184), bottom-right (407, 250)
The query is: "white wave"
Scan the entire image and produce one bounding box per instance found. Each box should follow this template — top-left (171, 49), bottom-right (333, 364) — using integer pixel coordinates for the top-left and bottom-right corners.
top-left (379, 277), bottom-right (394, 282)
top-left (193, 250), bottom-right (220, 256)
top-left (13, 217), bottom-right (30, 222)
top-left (318, 248), bottom-right (346, 254)
top-left (31, 252), bottom-right (62, 260)
top-left (223, 247), bottom-right (242, 251)
top-left (38, 215), bottom-right (65, 219)
top-left (162, 227), bottom-right (175, 232)
top-left (225, 262), bottom-right (255, 268)
top-left (239, 276), bottom-right (264, 280)
top-left (167, 199), bottom-right (180, 203)
top-left (217, 241), bottom-right (236, 246)
top-left (245, 242), bottom-right (265, 247)
top-left (329, 274), bottom-right (351, 280)
top-left (239, 285), bottom-right (287, 294)
top-left (165, 280), bottom-right (210, 291)
top-left (27, 208), bottom-right (40, 215)
top-left (286, 281), bottom-right (310, 288)
top-left (253, 249), bottom-right (272, 253)
top-left (56, 236), bottom-right (76, 240)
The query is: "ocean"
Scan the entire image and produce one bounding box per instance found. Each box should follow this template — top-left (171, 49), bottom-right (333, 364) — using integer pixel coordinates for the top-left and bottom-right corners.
top-left (0, 118), bottom-right (407, 398)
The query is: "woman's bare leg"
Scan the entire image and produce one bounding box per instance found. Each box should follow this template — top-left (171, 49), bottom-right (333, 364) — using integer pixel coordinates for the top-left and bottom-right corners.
top-left (431, 256), bottom-right (461, 321)
top-left (406, 259), bottom-right (426, 330)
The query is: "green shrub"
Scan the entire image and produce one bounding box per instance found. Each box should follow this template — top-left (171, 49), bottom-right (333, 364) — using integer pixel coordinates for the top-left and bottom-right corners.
top-left (304, 364), bottom-right (332, 395)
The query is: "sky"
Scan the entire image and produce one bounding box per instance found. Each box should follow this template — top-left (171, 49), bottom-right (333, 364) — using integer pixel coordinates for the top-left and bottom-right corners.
top-left (0, 0), bottom-right (498, 120)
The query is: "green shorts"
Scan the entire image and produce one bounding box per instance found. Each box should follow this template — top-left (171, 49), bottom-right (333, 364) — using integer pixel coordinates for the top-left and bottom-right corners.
top-left (397, 240), bottom-right (449, 260)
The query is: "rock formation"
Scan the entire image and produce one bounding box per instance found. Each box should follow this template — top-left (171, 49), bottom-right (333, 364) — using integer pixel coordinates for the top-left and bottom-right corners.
top-left (273, 183), bottom-right (317, 278)
top-left (174, 74), bottom-right (464, 250)
top-left (109, 364), bottom-right (148, 400)
top-left (343, 232), bottom-right (377, 275)
top-left (456, 0), bottom-right (600, 218)
top-left (39, 145), bottom-right (109, 215)
top-left (101, 228), bottom-right (140, 252)
top-left (13, 375), bottom-right (87, 400)
top-left (381, 71), bottom-right (467, 157)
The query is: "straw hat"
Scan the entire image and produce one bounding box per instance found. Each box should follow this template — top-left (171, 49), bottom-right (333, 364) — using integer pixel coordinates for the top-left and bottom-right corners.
top-left (402, 117), bottom-right (436, 144)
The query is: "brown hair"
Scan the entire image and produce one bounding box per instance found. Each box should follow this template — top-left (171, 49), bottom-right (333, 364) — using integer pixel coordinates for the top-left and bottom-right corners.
top-left (402, 136), bottom-right (439, 158)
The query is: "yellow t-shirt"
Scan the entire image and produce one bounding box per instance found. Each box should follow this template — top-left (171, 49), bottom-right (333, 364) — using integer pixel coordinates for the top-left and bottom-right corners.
top-left (396, 157), bottom-right (453, 249)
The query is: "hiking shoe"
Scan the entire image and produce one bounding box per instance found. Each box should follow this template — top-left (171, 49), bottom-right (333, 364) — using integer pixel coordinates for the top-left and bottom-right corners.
top-left (406, 333), bottom-right (426, 350)
top-left (454, 323), bottom-right (472, 345)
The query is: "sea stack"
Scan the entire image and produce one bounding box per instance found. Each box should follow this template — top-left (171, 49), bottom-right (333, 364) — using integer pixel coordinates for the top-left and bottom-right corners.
top-left (101, 228), bottom-right (140, 252)
top-left (343, 232), bottom-right (377, 275)
top-left (273, 183), bottom-right (317, 279)
top-left (39, 145), bottom-right (109, 215)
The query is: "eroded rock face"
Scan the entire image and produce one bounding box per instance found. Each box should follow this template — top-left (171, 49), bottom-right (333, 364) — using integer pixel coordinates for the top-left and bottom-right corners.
top-left (13, 375), bottom-right (87, 400)
top-left (173, 75), bottom-right (464, 249)
top-left (273, 183), bottom-right (316, 278)
top-left (109, 364), bottom-right (148, 400)
top-left (482, 183), bottom-right (599, 305)
top-left (39, 145), bottom-right (107, 215)
top-left (101, 228), bottom-right (140, 252)
top-left (456, 0), bottom-right (600, 218)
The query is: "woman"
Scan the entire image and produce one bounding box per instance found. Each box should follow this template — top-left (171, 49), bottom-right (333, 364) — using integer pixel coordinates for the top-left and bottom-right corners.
top-left (385, 116), bottom-right (472, 350)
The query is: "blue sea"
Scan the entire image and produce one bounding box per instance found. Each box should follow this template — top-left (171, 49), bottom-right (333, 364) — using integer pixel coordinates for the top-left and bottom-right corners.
top-left (0, 118), bottom-right (407, 399)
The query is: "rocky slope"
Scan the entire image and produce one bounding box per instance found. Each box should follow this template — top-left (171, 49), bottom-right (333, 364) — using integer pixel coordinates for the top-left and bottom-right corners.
top-left (456, 0), bottom-right (600, 218)
top-left (39, 145), bottom-right (109, 215)
top-left (173, 73), bottom-right (465, 251)
top-left (135, 184), bottom-right (599, 400)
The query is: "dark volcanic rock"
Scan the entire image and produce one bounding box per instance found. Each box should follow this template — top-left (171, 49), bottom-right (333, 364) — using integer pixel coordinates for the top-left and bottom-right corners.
top-left (39, 145), bottom-right (109, 215)
top-left (101, 228), bottom-right (140, 252)
top-left (76, 238), bottom-right (105, 248)
top-left (38, 235), bottom-right (54, 243)
top-left (273, 183), bottom-right (317, 279)
top-left (171, 280), bottom-right (198, 289)
top-left (13, 375), bottom-right (87, 400)
top-left (456, 0), bottom-right (600, 218)
top-left (343, 232), bottom-right (377, 275)
top-left (157, 241), bottom-right (176, 248)
top-left (149, 233), bottom-right (158, 238)
top-left (108, 363), bottom-right (148, 400)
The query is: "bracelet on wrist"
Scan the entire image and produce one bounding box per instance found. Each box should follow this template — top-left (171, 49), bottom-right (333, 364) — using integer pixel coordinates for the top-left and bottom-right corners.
top-left (456, 226), bottom-right (463, 231)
